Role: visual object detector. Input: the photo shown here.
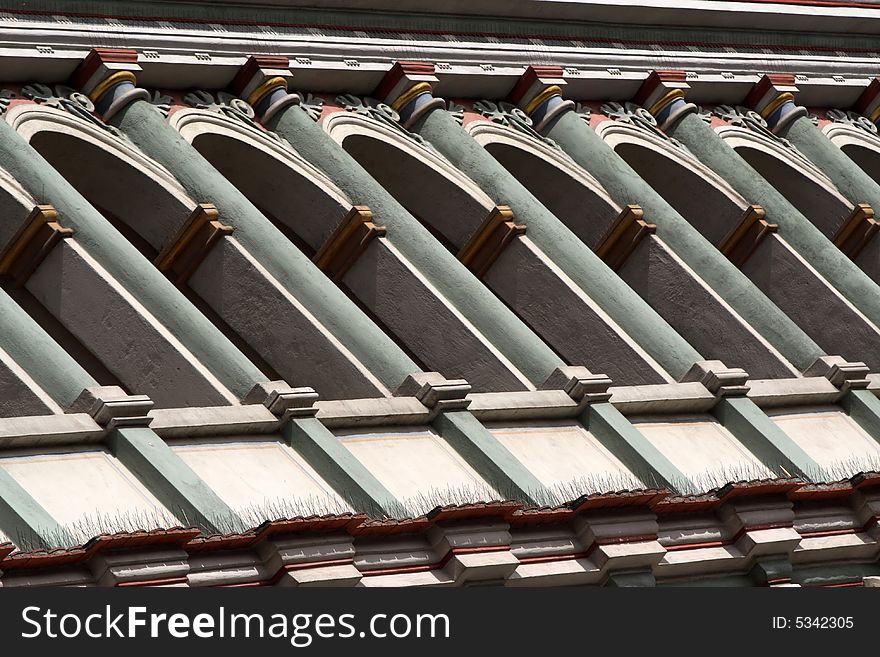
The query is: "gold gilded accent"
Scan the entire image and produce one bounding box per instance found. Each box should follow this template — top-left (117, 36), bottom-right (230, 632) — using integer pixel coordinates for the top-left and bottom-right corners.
top-left (314, 206), bottom-right (386, 281)
top-left (457, 205), bottom-right (526, 278)
top-left (760, 92), bottom-right (795, 120)
top-left (155, 203), bottom-right (233, 284)
top-left (390, 82), bottom-right (434, 111)
top-left (834, 203), bottom-right (879, 259)
top-left (595, 204), bottom-right (656, 270)
top-left (246, 76), bottom-right (288, 106)
top-left (647, 88), bottom-right (684, 116)
top-left (718, 204), bottom-right (778, 267)
top-left (88, 70), bottom-right (137, 103)
top-left (0, 205), bottom-right (74, 286)
top-left (523, 85), bottom-right (562, 116)
top-left (869, 106), bottom-right (880, 125)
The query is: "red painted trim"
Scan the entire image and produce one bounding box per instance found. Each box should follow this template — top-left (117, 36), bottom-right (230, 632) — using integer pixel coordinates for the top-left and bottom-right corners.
top-left (117, 576), bottom-right (189, 587)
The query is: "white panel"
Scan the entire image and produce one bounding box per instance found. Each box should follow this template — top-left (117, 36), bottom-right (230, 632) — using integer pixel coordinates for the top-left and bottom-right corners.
top-left (173, 438), bottom-right (349, 514)
top-left (632, 414), bottom-right (771, 482)
top-left (336, 426), bottom-right (494, 504)
top-left (768, 406), bottom-right (880, 472)
top-left (0, 447), bottom-right (168, 527)
top-left (488, 420), bottom-right (638, 489)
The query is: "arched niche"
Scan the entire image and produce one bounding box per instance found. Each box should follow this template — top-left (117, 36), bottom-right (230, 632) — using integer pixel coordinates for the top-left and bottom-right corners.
top-left (824, 121), bottom-right (880, 186)
top-left (717, 125), bottom-right (853, 239)
top-left (171, 108), bottom-right (352, 255)
top-left (7, 104), bottom-right (284, 382)
top-left (7, 104), bottom-right (196, 256)
top-left (467, 121), bottom-right (622, 249)
top-left (597, 120), bottom-right (752, 246)
top-left (323, 112), bottom-right (496, 251)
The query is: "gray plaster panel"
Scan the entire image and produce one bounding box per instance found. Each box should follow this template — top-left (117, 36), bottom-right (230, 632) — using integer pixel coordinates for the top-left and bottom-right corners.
top-left (343, 238), bottom-right (530, 392)
top-left (26, 240), bottom-right (233, 407)
top-left (619, 236), bottom-right (795, 378)
top-left (742, 234), bottom-right (880, 370)
top-left (0, 361), bottom-right (56, 418)
top-left (484, 236), bottom-right (669, 385)
top-left (189, 236), bottom-right (388, 399)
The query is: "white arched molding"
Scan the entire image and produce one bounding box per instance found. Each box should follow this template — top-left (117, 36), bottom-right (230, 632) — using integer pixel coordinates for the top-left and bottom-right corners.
top-left (598, 119), bottom-right (750, 211)
top-left (824, 121), bottom-right (880, 155)
top-left (322, 111), bottom-right (496, 213)
top-left (171, 107), bottom-right (352, 212)
top-left (7, 103), bottom-right (195, 211)
top-left (716, 124), bottom-right (849, 207)
top-left (467, 119), bottom-right (621, 216)
top-left (0, 161), bottom-right (38, 213)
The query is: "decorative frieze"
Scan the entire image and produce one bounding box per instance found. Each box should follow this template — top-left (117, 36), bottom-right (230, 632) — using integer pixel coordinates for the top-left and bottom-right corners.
top-left (599, 101), bottom-right (688, 152)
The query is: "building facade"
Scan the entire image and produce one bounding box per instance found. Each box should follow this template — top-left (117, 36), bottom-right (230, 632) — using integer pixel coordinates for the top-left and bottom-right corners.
top-left (0, 0), bottom-right (879, 586)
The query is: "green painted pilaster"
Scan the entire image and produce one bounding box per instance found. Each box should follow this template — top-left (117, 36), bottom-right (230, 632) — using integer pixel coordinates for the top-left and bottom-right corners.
top-left (541, 109), bottom-right (823, 372)
top-left (782, 114), bottom-right (880, 211)
top-left (409, 107), bottom-right (702, 379)
top-left (0, 119), bottom-right (263, 400)
top-left (106, 426), bottom-right (238, 532)
top-left (109, 100), bottom-right (424, 392)
top-left (0, 468), bottom-right (70, 549)
top-left (840, 389), bottom-right (880, 444)
top-left (713, 396), bottom-right (821, 479)
top-left (264, 103), bottom-right (563, 386)
top-left (0, 287), bottom-right (96, 409)
top-left (583, 402), bottom-right (690, 491)
top-left (668, 112), bottom-right (880, 345)
top-left (282, 417), bottom-right (403, 517)
top-left (432, 410), bottom-right (548, 505)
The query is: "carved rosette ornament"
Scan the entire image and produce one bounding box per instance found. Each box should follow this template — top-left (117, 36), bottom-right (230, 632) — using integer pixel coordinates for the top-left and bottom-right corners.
top-left (600, 100), bottom-right (688, 151)
top-left (472, 99), bottom-right (559, 149)
top-left (825, 109), bottom-right (879, 135)
top-left (183, 90), bottom-right (291, 150)
top-left (335, 94), bottom-right (439, 153)
top-left (2, 83), bottom-right (130, 141)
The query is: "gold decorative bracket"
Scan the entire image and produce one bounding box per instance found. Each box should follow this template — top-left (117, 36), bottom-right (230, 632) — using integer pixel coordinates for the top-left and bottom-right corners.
top-left (457, 205), bottom-right (526, 278)
top-left (0, 205), bottom-right (74, 287)
top-left (718, 204), bottom-right (778, 267)
top-left (833, 203), bottom-right (879, 260)
top-left (155, 203), bottom-right (233, 284)
top-left (595, 204), bottom-right (656, 270)
top-left (313, 205), bottom-right (386, 282)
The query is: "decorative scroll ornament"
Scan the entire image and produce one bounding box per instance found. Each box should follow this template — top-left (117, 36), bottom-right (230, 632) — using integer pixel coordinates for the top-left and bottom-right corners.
top-left (149, 90), bottom-right (174, 117)
top-left (712, 104), bottom-right (797, 148)
top-left (472, 99), bottom-right (559, 149)
top-left (335, 94), bottom-right (437, 152)
top-left (297, 93), bottom-right (324, 122)
top-left (599, 101), bottom-right (687, 151)
top-left (18, 83), bottom-right (128, 140)
top-left (0, 88), bottom-right (12, 115)
top-left (573, 103), bottom-right (592, 124)
top-left (825, 109), bottom-right (879, 135)
top-left (447, 100), bottom-right (465, 126)
top-left (183, 90), bottom-right (289, 148)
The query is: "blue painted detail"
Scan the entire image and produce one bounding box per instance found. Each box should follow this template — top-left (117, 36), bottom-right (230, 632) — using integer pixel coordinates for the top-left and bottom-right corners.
top-left (254, 86), bottom-right (288, 118)
top-left (397, 91), bottom-right (433, 124)
top-left (94, 81), bottom-right (136, 115)
top-left (529, 93), bottom-right (564, 126)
